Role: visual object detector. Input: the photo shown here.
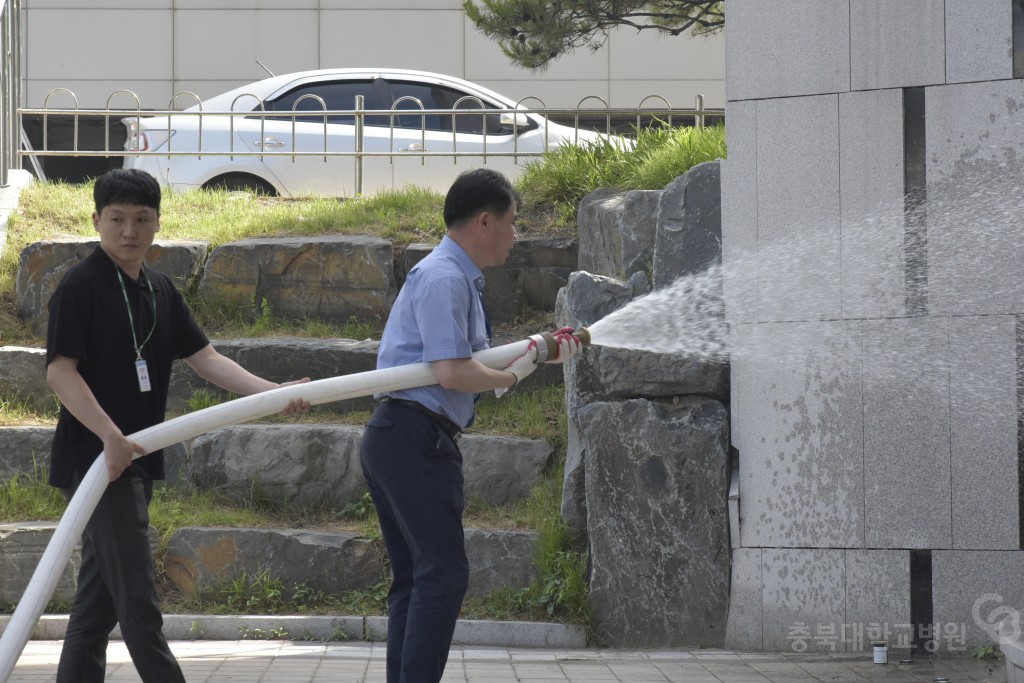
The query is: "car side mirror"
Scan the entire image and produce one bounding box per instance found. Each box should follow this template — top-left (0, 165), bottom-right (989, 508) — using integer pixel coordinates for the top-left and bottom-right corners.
top-left (499, 112), bottom-right (530, 130)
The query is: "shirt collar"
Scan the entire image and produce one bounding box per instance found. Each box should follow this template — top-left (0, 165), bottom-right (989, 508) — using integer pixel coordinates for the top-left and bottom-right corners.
top-left (91, 244), bottom-right (158, 290)
top-left (438, 235), bottom-right (485, 290)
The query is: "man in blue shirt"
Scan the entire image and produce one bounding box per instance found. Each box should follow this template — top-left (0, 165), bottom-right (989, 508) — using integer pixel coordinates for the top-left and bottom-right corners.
top-left (361, 168), bottom-right (581, 683)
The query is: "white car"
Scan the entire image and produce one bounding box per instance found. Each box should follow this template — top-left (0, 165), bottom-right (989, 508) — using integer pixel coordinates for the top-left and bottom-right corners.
top-left (122, 68), bottom-right (606, 197)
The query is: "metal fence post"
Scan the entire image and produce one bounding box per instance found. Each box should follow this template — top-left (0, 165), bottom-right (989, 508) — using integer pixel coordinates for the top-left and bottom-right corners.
top-left (354, 94), bottom-right (364, 196)
top-left (695, 94), bottom-right (706, 129)
top-left (0, 0), bottom-right (22, 187)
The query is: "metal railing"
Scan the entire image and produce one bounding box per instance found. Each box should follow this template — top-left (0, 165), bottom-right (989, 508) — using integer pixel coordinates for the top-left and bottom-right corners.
top-left (17, 87), bottom-right (723, 194)
top-left (0, 0), bottom-right (23, 187)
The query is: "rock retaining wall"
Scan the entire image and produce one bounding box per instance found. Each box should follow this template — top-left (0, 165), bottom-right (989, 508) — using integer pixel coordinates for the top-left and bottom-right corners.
top-left (14, 235), bottom-right (577, 340)
top-left (558, 159), bottom-right (729, 647)
top-left (0, 425), bottom-right (552, 509)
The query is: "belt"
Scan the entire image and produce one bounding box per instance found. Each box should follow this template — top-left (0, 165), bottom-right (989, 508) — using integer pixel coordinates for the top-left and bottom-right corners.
top-left (381, 397), bottom-right (461, 440)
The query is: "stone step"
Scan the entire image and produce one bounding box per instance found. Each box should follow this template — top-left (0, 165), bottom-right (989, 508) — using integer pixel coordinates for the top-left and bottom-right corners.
top-left (0, 424), bottom-right (553, 508)
top-left (0, 337), bottom-right (565, 415)
top-left (0, 523), bottom-right (539, 607)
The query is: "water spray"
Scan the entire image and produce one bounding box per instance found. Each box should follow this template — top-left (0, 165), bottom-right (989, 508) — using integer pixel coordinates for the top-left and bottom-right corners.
top-left (0, 331), bottom-right (589, 680)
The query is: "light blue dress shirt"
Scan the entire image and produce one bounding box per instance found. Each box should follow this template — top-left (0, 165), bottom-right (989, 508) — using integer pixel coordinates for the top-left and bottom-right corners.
top-left (377, 235), bottom-right (490, 428)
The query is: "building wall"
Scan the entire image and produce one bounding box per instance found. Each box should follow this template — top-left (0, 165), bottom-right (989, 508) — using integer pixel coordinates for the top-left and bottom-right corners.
top-left (723, 0), bottom-right (1024, 653)
top-left (22, 0), bottom-right (724, 110)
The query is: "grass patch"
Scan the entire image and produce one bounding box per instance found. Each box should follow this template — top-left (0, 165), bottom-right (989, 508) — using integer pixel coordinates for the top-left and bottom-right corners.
top-left (0, 391), bottom-right (59, 426)
top-left (0, 461), bottom-right (66, 520)
top-left (517, 122), bottom-right (727, 228)
top-left (183, 296), bottom-right (380, 340)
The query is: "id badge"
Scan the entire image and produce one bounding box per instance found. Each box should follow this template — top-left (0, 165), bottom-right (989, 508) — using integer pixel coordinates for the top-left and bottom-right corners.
top-left (135, 359), bottom-right (152, 392)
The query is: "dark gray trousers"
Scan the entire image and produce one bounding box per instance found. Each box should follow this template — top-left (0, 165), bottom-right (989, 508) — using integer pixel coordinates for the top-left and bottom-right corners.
top-left (56, 465), bottom-right (184, 683)
top-left (360, 401), bottom-right (470, 683)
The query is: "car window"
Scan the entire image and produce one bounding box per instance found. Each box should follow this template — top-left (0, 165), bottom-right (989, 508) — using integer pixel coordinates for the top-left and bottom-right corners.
top-left (386, 81), bottom-right (533, 135)
top-left (264, 80), bottom-right (387, 126)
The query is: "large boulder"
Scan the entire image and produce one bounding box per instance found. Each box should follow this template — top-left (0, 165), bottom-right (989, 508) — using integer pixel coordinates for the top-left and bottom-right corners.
top-left (163, 527), bottom-right (383, 600)
top-left (554, 270), bottom-right (633, 534)
top-left (510, 237), bottom-right (579, 314)
top-left (481, 238), bottom-right (578, 324)
top-left (0, 426), bottom-right (54, 481)
top-left (15, 238), bottom-right (208, 338)
top-left (579, 398), bottom-right (730, 647)
top-left (577, 188), bottom-right (662, 280)
top-left (463, 528), bottom-right (539, 597)
top-left (188, 425), bottom-right (366, 509)
top-left (187, 425), bottom-right (552, 508)
top-left (198, 236), bottom-right (396, 327)
top-left (0, 523), bottom-right (80, 605)
top-left (0, 347), bottom-right (49, 414)
top-left (554, 271), bottom-right (632, 329)
top-left (559, 339), bottom-right (729, 536)
top-left (460, 435), bottom-right (552, 506)
top-left (654, 160), bottom-right (721, 289)
top-left (572, 344), bottom-right (728, 402)
top-left (577, 188), bottom-right (627, 277)
top-left (621, 190), bottom-right (662, 277)
top-left (0, 522), bottom-right (157, 605)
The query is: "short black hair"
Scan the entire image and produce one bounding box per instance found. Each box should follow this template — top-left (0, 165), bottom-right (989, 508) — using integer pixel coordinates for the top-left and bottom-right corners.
top-left (94, 169), bottom-right (161, 215)
top-left (443, 168), bottom-right (518, 228)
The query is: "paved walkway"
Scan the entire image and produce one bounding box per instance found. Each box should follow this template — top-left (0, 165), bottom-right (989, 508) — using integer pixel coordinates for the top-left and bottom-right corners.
top-left (7, 640), bottom-right (1008, 682)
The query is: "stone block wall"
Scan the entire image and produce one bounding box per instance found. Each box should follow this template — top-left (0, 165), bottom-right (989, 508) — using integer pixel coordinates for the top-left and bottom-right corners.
top-left (13, 235), bottom-right (576, 341)
top-left (724, 0), bottom-right (1024, 654)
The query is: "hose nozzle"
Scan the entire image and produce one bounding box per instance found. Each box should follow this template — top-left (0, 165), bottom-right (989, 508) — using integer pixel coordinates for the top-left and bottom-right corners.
top-left (530, 326), bottom-right (591, 363)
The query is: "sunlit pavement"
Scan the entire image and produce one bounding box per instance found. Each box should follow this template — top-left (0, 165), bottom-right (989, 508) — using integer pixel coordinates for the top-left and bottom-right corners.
top-left (7, 640), bottom-right (1008, 682)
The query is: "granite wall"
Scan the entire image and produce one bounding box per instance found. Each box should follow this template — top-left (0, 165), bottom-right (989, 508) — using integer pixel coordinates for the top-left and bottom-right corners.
top-left (723, 0), bottom-right (1024, 654)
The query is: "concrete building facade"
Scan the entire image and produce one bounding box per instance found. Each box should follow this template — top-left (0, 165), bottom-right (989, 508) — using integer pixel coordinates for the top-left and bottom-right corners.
top-left (21, 0), bottom-right (724, 111)
top-left (723, 0), bottom-right (1024, 654)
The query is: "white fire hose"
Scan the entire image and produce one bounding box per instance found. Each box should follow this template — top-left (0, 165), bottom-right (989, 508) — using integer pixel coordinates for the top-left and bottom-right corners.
top-left (0, 333), bottom-right (577, 680)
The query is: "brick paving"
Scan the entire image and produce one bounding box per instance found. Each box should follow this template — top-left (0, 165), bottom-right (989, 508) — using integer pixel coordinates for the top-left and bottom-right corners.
top-left (6, 640), bottom-right (1008, 682)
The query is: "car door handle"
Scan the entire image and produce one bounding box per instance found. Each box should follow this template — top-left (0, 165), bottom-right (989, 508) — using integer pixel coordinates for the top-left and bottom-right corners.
top-left (253, 137), bottom-right (286, 148)
top-left (398, 143), bottom-right (428, 152)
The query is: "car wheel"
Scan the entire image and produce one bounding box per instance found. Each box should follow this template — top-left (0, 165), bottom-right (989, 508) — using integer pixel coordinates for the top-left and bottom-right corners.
top-left (203, 174), bottom-right (278, 196)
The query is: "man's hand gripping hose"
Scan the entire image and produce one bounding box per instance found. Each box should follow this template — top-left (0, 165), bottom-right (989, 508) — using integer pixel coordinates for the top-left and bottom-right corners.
top-left (495, 326), bottom-right (589, 398)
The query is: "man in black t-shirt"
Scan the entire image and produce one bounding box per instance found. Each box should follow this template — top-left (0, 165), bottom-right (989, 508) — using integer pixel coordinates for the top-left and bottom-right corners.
top-left (45, 169), bottom-right (310, 683)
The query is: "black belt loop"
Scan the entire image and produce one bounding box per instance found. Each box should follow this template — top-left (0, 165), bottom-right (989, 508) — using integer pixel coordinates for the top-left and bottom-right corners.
top-left (381, 397), bottom-right (461, 441)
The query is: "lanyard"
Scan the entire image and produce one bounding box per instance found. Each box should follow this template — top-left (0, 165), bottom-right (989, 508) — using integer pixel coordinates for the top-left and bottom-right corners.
top-left (475, 279), bottom-right (492, 344)
top-left (116, 265), bottom-right (157, 361)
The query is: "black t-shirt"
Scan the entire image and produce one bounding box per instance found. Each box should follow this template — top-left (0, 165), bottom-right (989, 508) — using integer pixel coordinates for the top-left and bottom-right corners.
top-left (46, 246), bottom-right (209, 487)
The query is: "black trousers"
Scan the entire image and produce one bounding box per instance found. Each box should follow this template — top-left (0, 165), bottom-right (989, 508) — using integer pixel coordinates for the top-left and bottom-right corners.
top-left (360, 401), bottom-right (470, 683)
top-left (57, 465), bottom-right (184, 683)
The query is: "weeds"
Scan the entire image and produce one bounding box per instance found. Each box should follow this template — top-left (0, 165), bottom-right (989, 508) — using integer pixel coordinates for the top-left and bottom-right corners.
top-left (971, 644), bottom-right (1002, 660)
top-left (238, 625), bottom-right (293, 640)
top-left (0, 391), bottom-right (59, 426)
top-left (340, 492), bottom-right (376, 521)
top-left (183, 390), bottom-right (227, 412)
top-left (0, 460), bottom-right (66, 520)
top-left (337, 581), bottom-right (389, 615)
